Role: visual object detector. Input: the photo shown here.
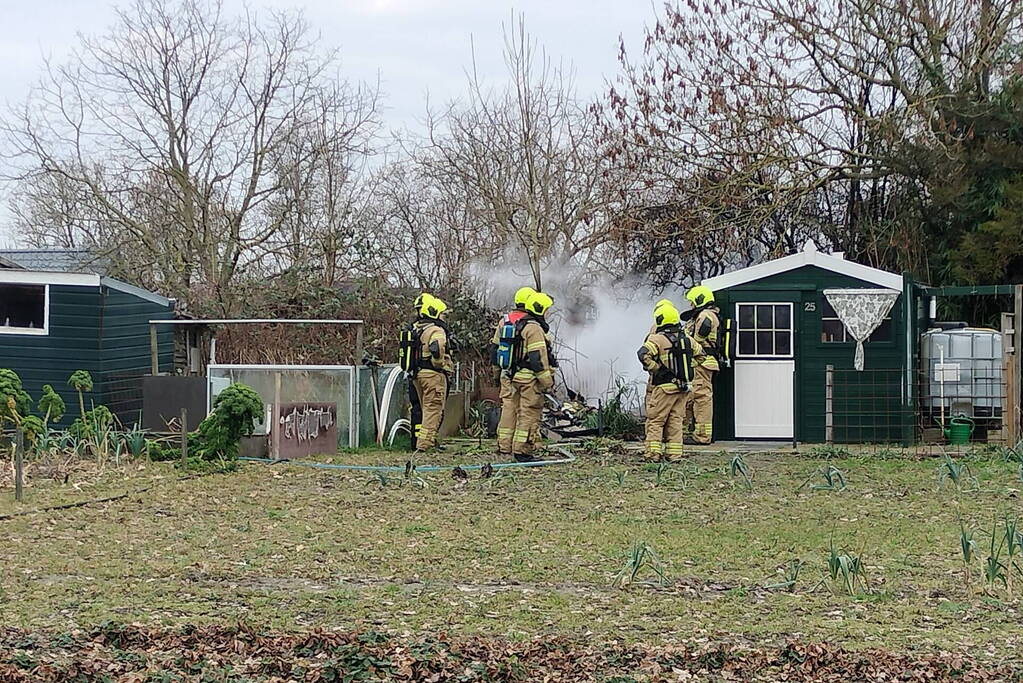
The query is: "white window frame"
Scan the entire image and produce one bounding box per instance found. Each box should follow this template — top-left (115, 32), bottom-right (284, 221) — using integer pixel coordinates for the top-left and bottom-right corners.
top-left (0, 282), bottom-right (49, 336)
top-left (734, 302), bottom-right (794, 359)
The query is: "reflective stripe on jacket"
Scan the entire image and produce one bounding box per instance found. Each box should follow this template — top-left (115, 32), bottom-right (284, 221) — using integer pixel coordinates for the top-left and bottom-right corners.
top-left (512, 320), bottom-right (553, 387)
top-left (687, 308), bottom-right (720, 371)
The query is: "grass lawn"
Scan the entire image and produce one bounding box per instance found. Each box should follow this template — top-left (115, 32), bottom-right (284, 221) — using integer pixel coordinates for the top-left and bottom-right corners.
top-left (3, 441), bottom-right (1023, 668)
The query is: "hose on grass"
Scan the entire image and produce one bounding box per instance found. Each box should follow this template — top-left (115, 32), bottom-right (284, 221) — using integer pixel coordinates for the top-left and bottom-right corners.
top-left (239, 444), bottom-right (576, 472)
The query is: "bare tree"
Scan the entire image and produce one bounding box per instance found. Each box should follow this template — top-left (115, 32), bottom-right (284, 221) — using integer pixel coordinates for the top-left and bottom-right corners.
top-left (3, 0), bottom-right (379, 314)
top-left (416, 16), bottom-right (612, 290)
top-left (600, 0), bottom-right (1023, 284)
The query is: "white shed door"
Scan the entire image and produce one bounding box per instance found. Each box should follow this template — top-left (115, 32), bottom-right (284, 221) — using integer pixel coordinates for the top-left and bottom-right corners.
top-left (733, 303), bottom-right (794, 439)
top-left (734, 360), bottom-right (794, 438)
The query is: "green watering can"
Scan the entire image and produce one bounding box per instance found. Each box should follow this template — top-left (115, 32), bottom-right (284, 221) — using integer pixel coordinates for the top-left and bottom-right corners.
top-left (944, 416), bottom-right (974, 446)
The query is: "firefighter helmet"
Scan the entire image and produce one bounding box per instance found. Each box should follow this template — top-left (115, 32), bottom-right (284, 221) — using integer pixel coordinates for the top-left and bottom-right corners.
top-left (685, 285), bottom-right (715, 308)
top-left (654, 303), bottom-right (681, 327)
top-left (514, 286), bottom-right (537, 309)
top-left (420, 296), bottom-right (448, 319)
top-left (526, 291), bottom-right (554, 316)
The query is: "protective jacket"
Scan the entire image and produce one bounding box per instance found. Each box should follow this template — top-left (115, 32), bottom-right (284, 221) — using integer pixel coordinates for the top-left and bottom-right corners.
top-left (638, 324), bottom-right (701, 393)
top-left (512, 315), bottom-right (554, 389)
top-left (686, 307), bottom-right (721, 372)
top-left (413, 319), bottom-right (454, 375)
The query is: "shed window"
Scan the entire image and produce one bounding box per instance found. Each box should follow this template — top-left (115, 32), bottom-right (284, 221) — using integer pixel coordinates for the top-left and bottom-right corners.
top-left (736, 303), bottom-right (793, 358)
top-left (821, 298), bottom-right (892, 343)
top-left (0, 284), bottom-right (47, 334)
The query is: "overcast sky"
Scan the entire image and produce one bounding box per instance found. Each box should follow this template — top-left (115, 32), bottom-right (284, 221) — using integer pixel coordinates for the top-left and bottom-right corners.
top-left (0, 0), bottom-right (653, 245)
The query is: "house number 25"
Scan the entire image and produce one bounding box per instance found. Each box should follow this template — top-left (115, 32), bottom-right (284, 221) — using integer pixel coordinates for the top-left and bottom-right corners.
top-left (804, 302), bottom-right (816, 312)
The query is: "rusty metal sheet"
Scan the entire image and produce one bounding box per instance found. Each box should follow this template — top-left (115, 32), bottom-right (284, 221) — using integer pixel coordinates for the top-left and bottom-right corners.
top-left (275, 402), bottom-right (337, 459)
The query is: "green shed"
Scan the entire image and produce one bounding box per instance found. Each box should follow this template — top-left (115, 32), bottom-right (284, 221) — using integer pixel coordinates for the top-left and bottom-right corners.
top-left (0, 269), bottom-right (175, 428)
top-left (702, 245), bottom-right (909, 444)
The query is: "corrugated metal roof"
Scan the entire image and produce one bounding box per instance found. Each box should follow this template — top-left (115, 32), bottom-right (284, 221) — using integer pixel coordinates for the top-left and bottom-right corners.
top-left (0, 249), bottom-right (110, 274)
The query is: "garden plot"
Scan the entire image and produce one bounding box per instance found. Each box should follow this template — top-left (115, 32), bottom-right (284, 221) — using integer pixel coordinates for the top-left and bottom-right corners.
top-left (3, 443), bottom-right (1023, 678)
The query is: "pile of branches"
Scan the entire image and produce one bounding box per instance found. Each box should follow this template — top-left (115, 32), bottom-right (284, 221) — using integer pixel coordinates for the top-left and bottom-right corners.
top-left (0, 623), bottom-right (1013, 682)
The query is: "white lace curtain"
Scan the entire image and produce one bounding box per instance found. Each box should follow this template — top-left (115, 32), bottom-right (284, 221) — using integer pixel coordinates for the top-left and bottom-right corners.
top-left (823, 288), bottom-right (900, 371)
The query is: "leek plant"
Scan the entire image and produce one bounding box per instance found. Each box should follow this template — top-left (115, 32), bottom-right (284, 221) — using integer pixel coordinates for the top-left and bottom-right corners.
top-left (613, 540), bottom-right (667, 587)
top-left (730, 455), bottom-right (753, 491)
top-left (827, 539), bottom-right (868, 595)
top-left (799, 465), bottom-right (847, 492)
top-left (958, 519), bottom-right (977, 589)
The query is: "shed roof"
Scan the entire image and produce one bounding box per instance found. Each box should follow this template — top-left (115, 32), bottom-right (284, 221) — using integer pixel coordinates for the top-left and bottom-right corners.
top-left (702, 244), bottom-right (902, 292)
top-left (0, 269), bottom-right (173, 307)
top-left (0, 248), bottom-right (109, 274)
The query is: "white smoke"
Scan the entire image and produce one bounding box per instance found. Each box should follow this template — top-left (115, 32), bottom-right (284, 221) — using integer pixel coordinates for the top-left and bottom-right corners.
top-left (476, 255), bottom-right (688, 411)
top-left (550, 280), bottom-right (687, 411)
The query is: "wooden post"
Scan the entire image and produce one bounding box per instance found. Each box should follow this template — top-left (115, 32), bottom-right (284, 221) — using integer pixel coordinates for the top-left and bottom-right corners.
top-left (149, 323), bottom-right (159, 376)
top-left (272, 372), bottom-right (282, 460)
top-left (826, 365), bottom-right (834, 444)
top-left (14, 428), bottom-right (24, 503)
top-left (1002, 312), bottom-right (1016, 445)
top-left (179, 408), bottom-right (188, 467)
top-left (1016, 286), bottom-right (1023, 444)
top-left (355, 323), bottom-right (365, 365)
top-left (901, 273), bottom-right (917, 447)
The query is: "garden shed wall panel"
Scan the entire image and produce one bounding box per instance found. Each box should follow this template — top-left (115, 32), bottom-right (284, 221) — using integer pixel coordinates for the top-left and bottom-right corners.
top-left (99, 286), bottom-right (174, 427)
top-left (0, 285), bottom-right (103, 427)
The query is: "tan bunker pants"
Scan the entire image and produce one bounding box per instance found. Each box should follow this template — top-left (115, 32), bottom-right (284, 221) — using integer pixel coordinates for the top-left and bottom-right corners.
top-left (645, 385), bottom-right (685, 461)
top-left (497, 377), bottom-right (545, 456)
top-left (413, 370), bottom-right (447, 450)
top-left (683, 365), bottom-right (715, 444)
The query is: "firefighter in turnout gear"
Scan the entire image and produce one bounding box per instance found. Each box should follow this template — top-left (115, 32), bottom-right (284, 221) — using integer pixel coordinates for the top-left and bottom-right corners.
top-left (400, 294), bottom-right (454, 451)
top-left (490, 286), bottom-right (534, 455)
top-left (494, 290), bottom-right (556, 462)
top-left (638, 302), bottom-right (697, 461)
top-left (683, 285), bottom-right (720, 445)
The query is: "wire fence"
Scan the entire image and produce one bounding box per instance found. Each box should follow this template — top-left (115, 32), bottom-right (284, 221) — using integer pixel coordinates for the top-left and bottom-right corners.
top-left (823, 367), bottom-right (1009, 445)
top-left (104, 371), bottom-right (147, 428)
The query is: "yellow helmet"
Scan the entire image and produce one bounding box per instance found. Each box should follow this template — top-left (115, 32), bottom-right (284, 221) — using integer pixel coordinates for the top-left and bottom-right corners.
top-left (685, 285), bottom-right (715, 308)
top-left (654, 303), bottom-right (681, 327)
top-left (526, 291), bottom-right (554, 316)
top-left (414, 292), bottom-right (434, 309)
top-left (654, 298), bottom-right (673, 312)
top-left (420, 296), bottom-right (448, 319)
top-left (514, 286), bottom-right (537, 309)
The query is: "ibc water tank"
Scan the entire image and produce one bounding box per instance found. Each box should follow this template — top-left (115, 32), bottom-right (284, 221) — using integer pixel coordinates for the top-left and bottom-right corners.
top-left (920, 327), bottom-right (1003, 421)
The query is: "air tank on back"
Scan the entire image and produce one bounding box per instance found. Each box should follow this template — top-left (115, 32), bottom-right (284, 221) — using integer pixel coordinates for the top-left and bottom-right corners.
top-left (920, 326), bottom-right (1003, 426)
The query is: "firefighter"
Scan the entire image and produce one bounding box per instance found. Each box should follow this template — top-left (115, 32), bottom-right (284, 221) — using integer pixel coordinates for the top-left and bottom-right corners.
top-left (683, 285), bottom-right (720, 445)
top-left (638, 302), bottom-right (695, 462)
top-left (407, 295), bottom-right (453, 452)
top-left (491, 286), bottom-right (535, 456)
top-left (495, 290), bottom-right (555, 462)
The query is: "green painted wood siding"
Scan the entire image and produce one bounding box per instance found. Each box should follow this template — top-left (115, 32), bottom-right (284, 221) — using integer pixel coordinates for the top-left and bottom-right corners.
top-left (0, 285), bottom-right (102, 427)
top-left (713, 265), bottom-right (906, 443)
top-left (99, 285), bottom-right (174, 427)
top-left (0, 284), bottom-right (174, 429)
